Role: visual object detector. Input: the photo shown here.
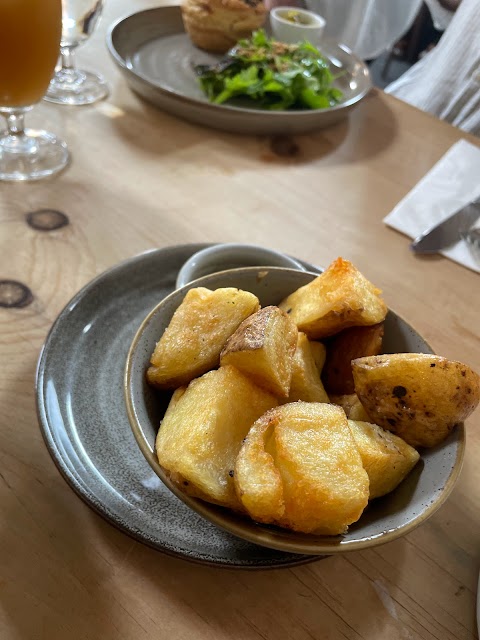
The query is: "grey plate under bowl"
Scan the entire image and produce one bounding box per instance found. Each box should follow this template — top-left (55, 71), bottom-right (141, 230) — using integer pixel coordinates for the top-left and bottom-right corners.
top-left (36, 244), bottom-right (319, 568)
top-left (106, 6), bottom-right (372, 135)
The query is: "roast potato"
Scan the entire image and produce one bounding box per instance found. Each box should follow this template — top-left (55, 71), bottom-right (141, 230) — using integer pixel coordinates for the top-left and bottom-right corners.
top-left (330, 393), bottom-right (371, 422)
top-left (147, 287), bottom-right (259, 389)
top-left (279, 257), bottom-right (387, 339)
top-left (352, 353), bottom-right (480, 448)
top-left (163, 386), bottom-right (187, 420)
top-left (309, 340), bottom-right (326, 373)
top-left (322, 323), bottom-right (384, 395)
top-left (235, 402), bottom-right (369, 534)
top-left (347, 419), bottom-right (420, 499)
top-left (156, 365), bottom-right (278, 509)
top-left (287, 332), bottom-right (329, 403)
top-left (220, 306), bottom-right (298, 397)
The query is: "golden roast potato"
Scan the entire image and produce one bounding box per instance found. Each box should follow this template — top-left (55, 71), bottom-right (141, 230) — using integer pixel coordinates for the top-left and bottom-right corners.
top-left (309, 340), bottom-right (326, 374)
top-left (279, 257), bottom-right (387, 339)
top-left (352, 353), bottom-right (480, 448)
top-left (322, 323), bottom-right (384, 395)
top-left (235, 402), bottom-right (369, 534)
top-left (147, 287), bottom-right (259, 389)
top-left (156, 365), bottom-right (278, 510)
top-left (163, 386), bottom-right (187, 420)
top-left (220, 305), bottom-right (298, 397)
top-left (347, 420), bottom-right (420, 499)
top-left (286, 333), bottom-right (329, 403)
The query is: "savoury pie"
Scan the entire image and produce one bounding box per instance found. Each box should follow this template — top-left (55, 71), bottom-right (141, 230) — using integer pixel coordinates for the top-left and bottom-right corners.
top-left (181, 0), bottom-right (267, 53)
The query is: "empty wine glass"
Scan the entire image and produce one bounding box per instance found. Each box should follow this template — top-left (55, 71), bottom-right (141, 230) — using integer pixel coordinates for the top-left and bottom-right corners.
top-left (45, 0), bottom-right (108, 106)
top-left (0, 0), bottom-right (69, 181)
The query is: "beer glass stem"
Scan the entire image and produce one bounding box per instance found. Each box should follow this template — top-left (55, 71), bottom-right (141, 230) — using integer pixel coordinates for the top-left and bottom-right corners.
top-left (0, 103), bottom-right (69, 180)
top-left (1, 107), bottom-right (35, 153)
top-left (5, 109), bottom-right (28, 137)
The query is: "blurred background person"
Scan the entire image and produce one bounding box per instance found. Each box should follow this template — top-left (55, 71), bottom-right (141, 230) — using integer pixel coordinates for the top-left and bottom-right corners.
top-left (386, 0), bottom-right (479, 135)
top-left (264, 0), bottom-right (423, 60)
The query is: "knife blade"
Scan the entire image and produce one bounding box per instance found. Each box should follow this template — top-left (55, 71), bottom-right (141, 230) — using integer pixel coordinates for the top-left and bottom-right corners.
top-left (410, 198), bottom-right (480, 254)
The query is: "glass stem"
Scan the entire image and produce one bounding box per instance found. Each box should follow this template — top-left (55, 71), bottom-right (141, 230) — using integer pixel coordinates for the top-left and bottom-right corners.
top-left (61, 46), bottom-right (76, 72)
top-left (0, 107), bottom-right (35, 154)
top-left (4, 109), bottom-right (29, 138)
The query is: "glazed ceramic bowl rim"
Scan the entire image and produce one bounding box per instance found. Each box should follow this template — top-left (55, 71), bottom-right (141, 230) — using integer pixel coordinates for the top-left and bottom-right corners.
top-left (175, 243), bottom-right (306, 289)
top-left (124, 266), bottom-right (466, 555)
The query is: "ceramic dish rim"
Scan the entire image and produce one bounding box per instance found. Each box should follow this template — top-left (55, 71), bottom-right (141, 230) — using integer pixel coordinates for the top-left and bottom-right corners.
top-left (124, 265), bottom-right (466, 556)
top-left (106, 6), bottom-right (372, 117)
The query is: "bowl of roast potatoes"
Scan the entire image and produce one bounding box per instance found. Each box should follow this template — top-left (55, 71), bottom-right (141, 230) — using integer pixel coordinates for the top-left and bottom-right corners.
top-left (125, 257), bottom-right (479, 554)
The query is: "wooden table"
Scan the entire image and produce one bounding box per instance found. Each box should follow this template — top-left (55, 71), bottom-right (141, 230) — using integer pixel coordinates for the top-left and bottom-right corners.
top-left (1, 2), bottom-right (479, 639)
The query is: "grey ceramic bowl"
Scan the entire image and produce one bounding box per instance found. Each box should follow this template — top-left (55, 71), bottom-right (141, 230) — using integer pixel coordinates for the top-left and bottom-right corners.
top-left (125, 266), bottom-right (465, 555)
top-left (176, 243), bottom-right (306, 288)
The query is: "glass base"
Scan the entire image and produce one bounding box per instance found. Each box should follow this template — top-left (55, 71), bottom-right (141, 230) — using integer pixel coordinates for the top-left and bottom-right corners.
top-left (0, 129), bottom-right (69, 181)
top-left (45, 68), bottom-right (109, 106)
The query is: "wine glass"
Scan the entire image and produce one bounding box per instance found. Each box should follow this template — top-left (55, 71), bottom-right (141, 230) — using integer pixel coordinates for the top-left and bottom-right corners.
top-left (0, 0), bottom-right (69, 181)
top-left (45, 0), bottom-right (108, 106)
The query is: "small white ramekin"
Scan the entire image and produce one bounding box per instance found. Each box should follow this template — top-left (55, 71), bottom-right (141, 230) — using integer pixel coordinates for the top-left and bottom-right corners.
top-left (270, 7), bottom-right (326, 45)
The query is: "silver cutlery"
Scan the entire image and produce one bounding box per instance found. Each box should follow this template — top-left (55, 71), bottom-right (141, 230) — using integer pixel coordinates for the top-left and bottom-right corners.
top-left (461, 227), bottom-right (480, 264)
top-left (410, 198), bottom-right (480, 254)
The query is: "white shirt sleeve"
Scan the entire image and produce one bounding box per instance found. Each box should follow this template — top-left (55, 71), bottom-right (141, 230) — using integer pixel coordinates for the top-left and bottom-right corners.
top-left (386, 0), bottom-right (480, 136)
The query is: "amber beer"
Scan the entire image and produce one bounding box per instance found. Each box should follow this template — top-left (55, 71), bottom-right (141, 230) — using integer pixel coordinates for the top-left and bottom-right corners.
top-left (0, 0), bottom-right (62, 108)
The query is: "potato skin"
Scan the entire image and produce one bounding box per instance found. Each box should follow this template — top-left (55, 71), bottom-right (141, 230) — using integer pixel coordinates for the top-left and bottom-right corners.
top-left (322, 323), bottom-right (384, 395)
top-left (156, 365), bottom-right (278, 510)
top-left (352, 353), bottom-right (480, 448)
top-left (147, 287), bottom-right (259, 389)
top-left (220, 305), bottom-right (298, 397)
top-left (235, 402), bottom-right (369, 534)
top-left (279, 257), bottom-right (387, 339)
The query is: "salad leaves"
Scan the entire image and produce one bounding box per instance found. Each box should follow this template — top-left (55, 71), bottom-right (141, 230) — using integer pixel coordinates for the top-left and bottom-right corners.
top-left (195, 29), bottom-right (343, 110)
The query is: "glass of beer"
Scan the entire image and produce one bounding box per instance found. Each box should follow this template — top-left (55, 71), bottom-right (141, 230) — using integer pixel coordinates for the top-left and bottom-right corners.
top-left (0, 0), bottom-right (69, 181)
top-left (45, 0), bottom-right (108, 106)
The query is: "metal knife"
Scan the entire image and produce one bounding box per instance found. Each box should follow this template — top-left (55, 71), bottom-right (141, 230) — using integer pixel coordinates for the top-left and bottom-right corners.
top-left (410, 198), bottom-right (480, 254)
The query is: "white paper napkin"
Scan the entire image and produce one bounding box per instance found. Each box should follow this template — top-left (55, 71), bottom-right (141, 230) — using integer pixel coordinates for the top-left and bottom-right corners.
top-left (384, 139), bottom-right (480, 274)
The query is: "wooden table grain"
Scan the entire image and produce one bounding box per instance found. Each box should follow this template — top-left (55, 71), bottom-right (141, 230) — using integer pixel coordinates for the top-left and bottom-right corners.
top-left (0, 2), bottom-right (479, 639)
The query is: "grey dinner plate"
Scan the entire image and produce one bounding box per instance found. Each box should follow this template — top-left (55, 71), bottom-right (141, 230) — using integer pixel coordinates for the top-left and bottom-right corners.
top-left (106, 6), bottom-right (372, 135)
top-left (36, 244), bottom-right (319, 568)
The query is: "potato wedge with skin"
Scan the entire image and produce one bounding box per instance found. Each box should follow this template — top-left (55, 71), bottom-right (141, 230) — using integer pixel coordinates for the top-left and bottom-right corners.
top-left (156, 365), bottom-right (278, 510)
top-left (279, 257), bottom-right (387, 339)
top-left (235, 403), bottom-right (369, 534)
top-left (220, 306), bottom-right (298, 397)
top-left (352, 353), bottom-right (480, 448)
top-left (348, 420), bottom-right (420, 499)
top-left (147, 287), bottom-right (260, 389)
top-left (309, 340), bottom-right (326, 374)
top-left (286, 333), bottom-right (329, 403)
top-left (322, 323), bottom-right (384, 395)
top-left (330, 393), bottom-right (371, 422)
